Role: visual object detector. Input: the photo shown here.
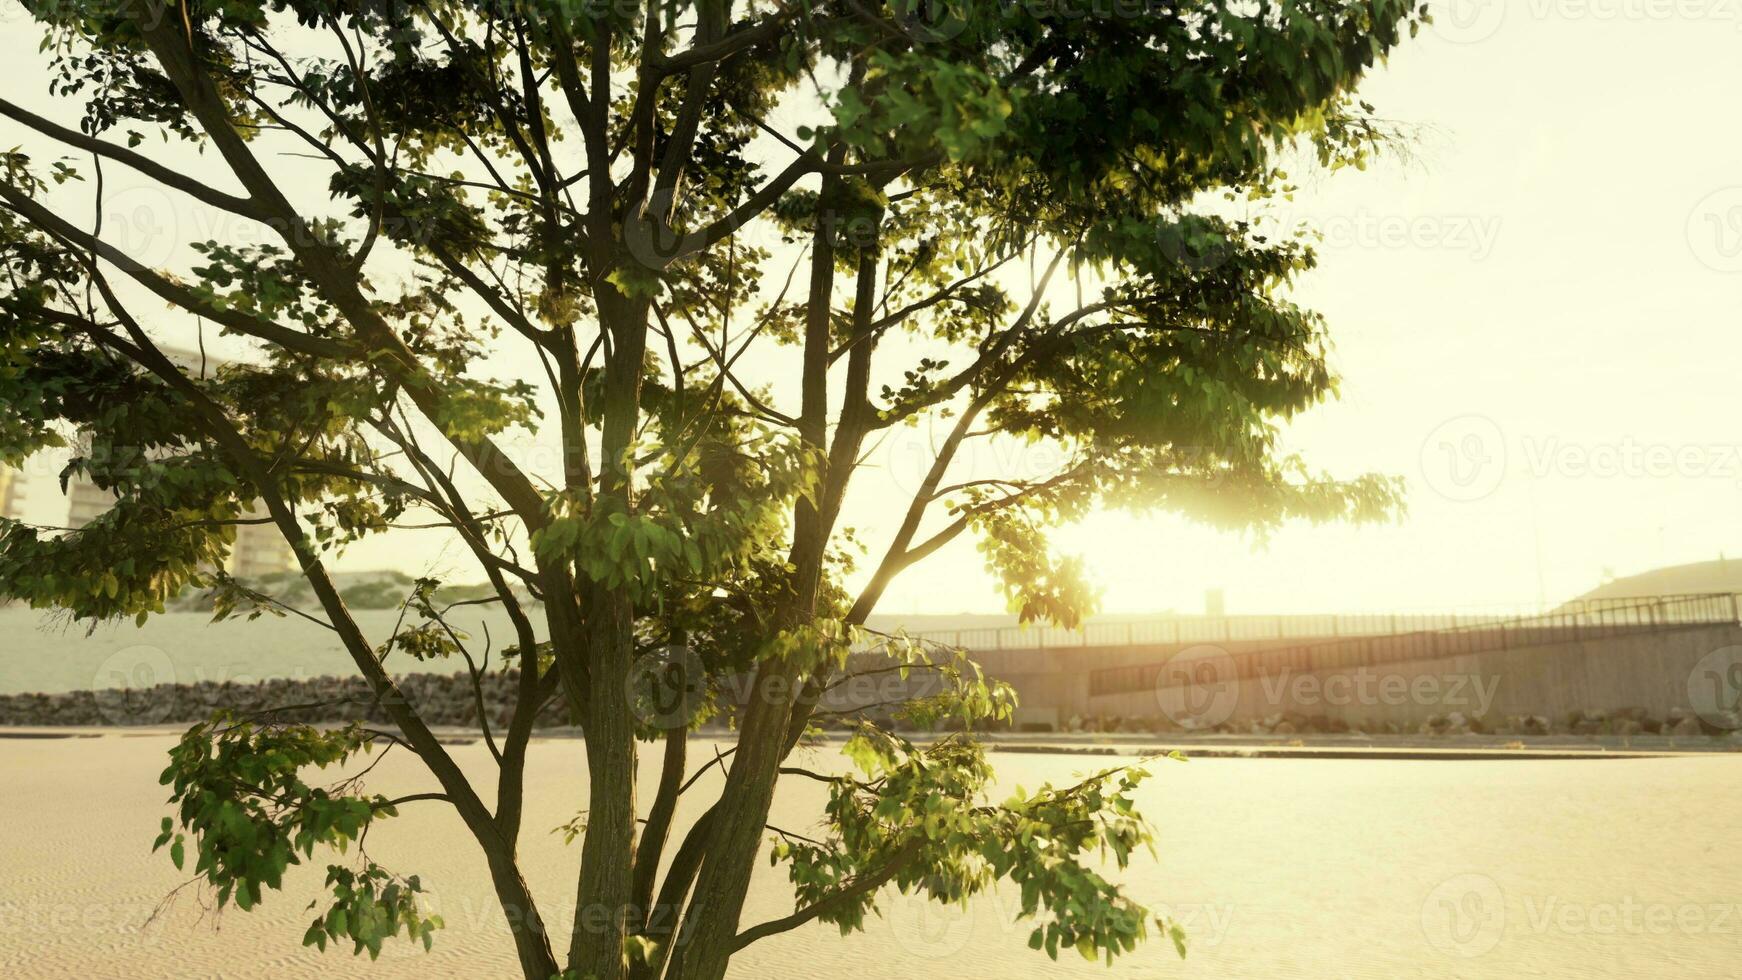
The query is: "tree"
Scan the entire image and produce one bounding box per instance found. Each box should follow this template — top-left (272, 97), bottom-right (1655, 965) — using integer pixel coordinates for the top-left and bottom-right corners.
top-left (0, 0), bottom-right (1419, 977)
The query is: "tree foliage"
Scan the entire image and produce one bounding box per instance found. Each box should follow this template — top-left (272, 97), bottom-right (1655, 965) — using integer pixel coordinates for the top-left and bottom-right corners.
top-left (0, 0), bottom-right (1420, 976)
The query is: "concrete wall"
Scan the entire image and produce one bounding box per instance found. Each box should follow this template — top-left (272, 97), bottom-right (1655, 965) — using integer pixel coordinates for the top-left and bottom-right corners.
top-left (972, 624), bottom-right (1742, 731)
top-left (970, 636), bottom-right (1392, 724)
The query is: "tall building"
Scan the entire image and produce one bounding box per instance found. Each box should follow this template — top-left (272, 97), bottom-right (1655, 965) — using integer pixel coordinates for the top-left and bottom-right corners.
top-left (229, 503), bottom-right (298, 580)
top-left (0, 465), bottom-right (21, 521)
top-left (64, 473), bottom-right (115, 528)
top-left (59, 442), bottom-right (295, 580)
top-left (52, 346), bottom-right (297, 580)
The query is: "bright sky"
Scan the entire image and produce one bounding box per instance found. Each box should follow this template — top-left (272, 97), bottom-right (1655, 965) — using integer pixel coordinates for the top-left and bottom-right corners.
top-left (5, 6), bottom-right (1742, 617)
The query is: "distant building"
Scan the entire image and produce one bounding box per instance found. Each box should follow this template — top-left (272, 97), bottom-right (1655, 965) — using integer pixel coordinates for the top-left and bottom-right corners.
top-left (64, 471), bottom-right (114, 529)
top-left (58, 436), bottom-right (295, 581)
top-left (228, 503), bottom-right (297, 579)
top-left (47, 346), bottom-right (297, 580)
top-left (0, 466), bottom-right (21, 521)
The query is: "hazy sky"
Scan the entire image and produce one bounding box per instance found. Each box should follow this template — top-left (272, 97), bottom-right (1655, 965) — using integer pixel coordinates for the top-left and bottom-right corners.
top-left (5, 7), bottom-right (1742, 617)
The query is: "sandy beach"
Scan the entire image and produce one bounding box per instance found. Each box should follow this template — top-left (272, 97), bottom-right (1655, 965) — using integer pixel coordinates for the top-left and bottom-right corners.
top-left (2, 732), bottom-right (1739, 978)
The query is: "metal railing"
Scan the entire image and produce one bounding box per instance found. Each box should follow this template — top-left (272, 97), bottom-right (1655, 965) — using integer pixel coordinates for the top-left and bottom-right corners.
top-left (909, 593), bottom-right (1742, 654)
top-left (1086, 593), bottom-right (1742, 697)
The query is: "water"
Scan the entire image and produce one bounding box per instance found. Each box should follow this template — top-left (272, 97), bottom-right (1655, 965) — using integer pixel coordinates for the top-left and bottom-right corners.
top-left (0, 607), bottom-right (1004, 695)
top-left (0, 607), bottom-right (538, 695)
top-left (1, 735), bottom-right (1738, 978)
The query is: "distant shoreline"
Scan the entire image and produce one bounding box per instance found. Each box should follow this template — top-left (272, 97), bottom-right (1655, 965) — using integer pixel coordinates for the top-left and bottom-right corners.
top-left (4, 725), bottom-right (1737, 761)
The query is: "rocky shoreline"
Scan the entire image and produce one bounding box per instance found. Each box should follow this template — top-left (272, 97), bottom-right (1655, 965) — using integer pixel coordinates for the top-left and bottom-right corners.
top-left (0, 671), bottom-right (565, 729)
top-left (2, 671), bottom-right (1739, 744)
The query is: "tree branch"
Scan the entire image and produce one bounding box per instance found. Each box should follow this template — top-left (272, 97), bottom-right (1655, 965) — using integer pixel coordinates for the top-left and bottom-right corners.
top-left (0, 97), bottom-right (264, 219)
top-left (730, 838), bottom-right (923, 951)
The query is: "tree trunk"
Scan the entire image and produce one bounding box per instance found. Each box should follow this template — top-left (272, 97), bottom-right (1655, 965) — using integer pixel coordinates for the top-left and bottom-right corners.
top-left (668, 177), bottom-right (845, 980)
top-left (567, 292), bottom-right (652, 979)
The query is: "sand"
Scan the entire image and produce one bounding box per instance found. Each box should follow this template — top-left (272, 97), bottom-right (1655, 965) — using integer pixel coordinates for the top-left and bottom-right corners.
top-left (2, 733), bottom-right (1739, 978)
